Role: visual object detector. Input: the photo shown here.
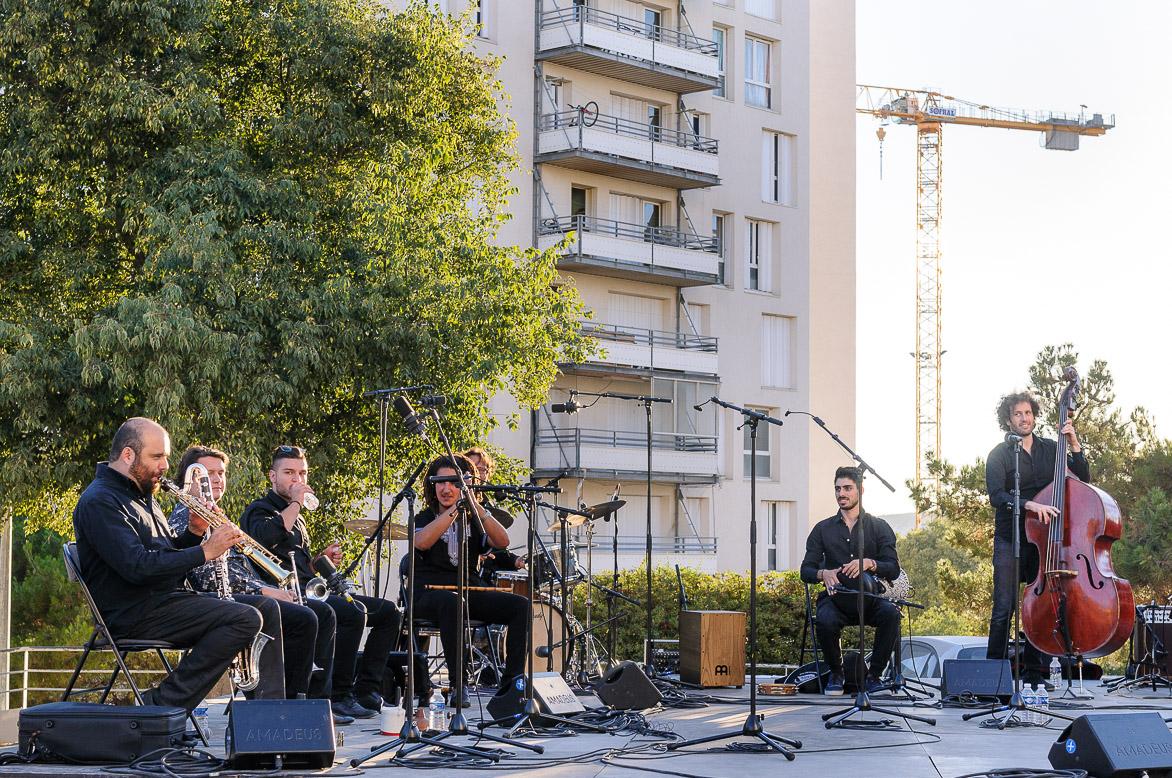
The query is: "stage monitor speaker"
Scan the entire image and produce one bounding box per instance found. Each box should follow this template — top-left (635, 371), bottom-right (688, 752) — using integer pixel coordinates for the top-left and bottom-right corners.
top-left (1048, 712), bottom-right (1172, 778)
top-left (485, 672), bottom-right (585, 725)
top-left (225, 699), bottom-right (335, 770)
top-left (596, 660), bottom-right (663, 710)
top-left (941, 659), bottom-right (1013, 701)
top-left (679, 610), bottom-right (746, 688)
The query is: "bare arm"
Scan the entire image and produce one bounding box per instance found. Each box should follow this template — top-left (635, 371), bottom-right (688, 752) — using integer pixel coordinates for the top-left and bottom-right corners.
top-left (414, 506), bottom-right (458, 550)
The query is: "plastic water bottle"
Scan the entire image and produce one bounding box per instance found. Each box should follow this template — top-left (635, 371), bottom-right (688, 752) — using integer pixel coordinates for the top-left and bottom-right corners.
top-left (192, 705), bottom-right (211, 741)
top-left (1037, 684), bottom-right (1050, 724)
top-left (1049, 657), bottom-right (1063, 689)
top-left (1021, 685), bottom-right (1037, 725)
top-left (427, 688), bottom-right (445, 731)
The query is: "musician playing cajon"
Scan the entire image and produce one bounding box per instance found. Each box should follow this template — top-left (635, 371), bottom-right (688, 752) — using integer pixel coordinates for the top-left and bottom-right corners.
top-left (73, 417), bottom-right (261, 712)
top-left (412, 454), bottom-right (529, 708)
top-left (799, 466), bottom-right (902, 696)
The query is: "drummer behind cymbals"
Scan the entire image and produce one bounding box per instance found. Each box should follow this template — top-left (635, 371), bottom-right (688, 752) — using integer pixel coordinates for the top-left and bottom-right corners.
top-left (464, 446), bottom-right (526, 575)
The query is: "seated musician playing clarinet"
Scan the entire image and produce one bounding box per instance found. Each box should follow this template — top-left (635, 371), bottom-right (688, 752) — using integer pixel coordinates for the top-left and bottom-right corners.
top-left (413, 454), bottom-right (529, 707)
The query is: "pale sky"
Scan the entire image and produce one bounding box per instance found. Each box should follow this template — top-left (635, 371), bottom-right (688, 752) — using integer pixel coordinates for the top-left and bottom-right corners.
top-left (855, 1), bottom-right (1172, 516)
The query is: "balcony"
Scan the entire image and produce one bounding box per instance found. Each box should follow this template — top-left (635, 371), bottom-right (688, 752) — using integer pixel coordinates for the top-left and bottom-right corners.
top-left (538, 215), bottom-right (720, 286)
top-left (533, 427), bottom-right (719, 484)
top-left (604, 536), bottom-right (719, 573)
top-left (537, 7), bottom-right (720, 94)
top-left (565, 321), bottom-right (718, 378)
top-left (537, 111), bottom-right (719, 189)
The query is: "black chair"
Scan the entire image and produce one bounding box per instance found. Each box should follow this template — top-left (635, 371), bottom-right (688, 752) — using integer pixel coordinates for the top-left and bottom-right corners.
top-left (61, 542), bottom-right (207, 745)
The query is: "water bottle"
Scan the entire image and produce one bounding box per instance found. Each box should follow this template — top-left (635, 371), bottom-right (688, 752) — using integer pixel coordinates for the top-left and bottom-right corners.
top-left (427, 688), bottom-right (445, 731)
top-left (1021, 685), bottom-right (1037, 725)
top-left (1037, 684), bottom-right (1050, 724)
top-left (1049, 657), bottom-right (1063, 689)
top-left (192, 705), bottom-right (211, 741)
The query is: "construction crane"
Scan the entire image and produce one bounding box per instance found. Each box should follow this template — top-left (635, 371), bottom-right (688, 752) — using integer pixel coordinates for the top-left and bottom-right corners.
top-left (856, 85), bottom-right (1114, 527)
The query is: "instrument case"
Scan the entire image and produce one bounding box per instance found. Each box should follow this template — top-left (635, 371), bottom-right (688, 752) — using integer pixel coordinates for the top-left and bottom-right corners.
top-left (17, 701), bottom-right (188, 764)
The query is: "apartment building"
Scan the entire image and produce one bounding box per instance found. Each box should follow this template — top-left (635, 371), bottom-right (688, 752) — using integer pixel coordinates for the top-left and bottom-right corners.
top-left (436, 0), bottom-right (855, 574)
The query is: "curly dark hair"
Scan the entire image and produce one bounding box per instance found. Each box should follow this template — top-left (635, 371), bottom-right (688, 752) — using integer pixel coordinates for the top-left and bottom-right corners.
top-left (422, 454), bottom-right (474, 512)
top-left (996, 391), bottom-right (1040, 432)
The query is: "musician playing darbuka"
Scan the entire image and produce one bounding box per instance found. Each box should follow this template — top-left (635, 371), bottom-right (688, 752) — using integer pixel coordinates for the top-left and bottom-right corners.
top-left (241, 445), bottom-right (401, 721)
top-left (413, 454), bottom-right (529, 707)
top-left (799, 466), bottom-right (901, 696)
top-left (985, 391), bottom-right (1090, 686)
top-left (167, 445), bottom-right (335, 711)
top-left (72, 418), bottom-right (261, 712)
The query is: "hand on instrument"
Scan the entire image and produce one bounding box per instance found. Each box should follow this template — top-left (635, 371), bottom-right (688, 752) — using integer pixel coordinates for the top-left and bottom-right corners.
top-left (820, 567), bottom-right (840, 593)
top-left (1026, 500), bottom-right (1059, 524)
top-left (320, 542), bottom-right (343, 565)
top-left (1061, 419), bottom-right (1081, 452)
top-left (841, 558), bottom-right (873, 578)
top-left (515, 556), bottom-right (526, 570)
top-left (187, 512), bottom-right (210, 536)
top-left (261, 586), bottom-right (297, 602)
top-left (204, 523), bottom-right (243, 561)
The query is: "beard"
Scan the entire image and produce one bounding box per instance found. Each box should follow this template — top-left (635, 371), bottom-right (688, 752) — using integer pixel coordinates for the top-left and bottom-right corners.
top-left (128, 459), bottom-right (160, 494)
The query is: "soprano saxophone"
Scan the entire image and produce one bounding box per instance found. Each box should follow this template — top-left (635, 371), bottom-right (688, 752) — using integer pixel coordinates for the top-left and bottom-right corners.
top-left (184, 463), bottom-right (272, 693)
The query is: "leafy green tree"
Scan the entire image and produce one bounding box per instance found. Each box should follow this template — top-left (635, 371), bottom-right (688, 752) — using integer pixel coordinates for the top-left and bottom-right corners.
top-left (0, 0), bottom-right (591, 540)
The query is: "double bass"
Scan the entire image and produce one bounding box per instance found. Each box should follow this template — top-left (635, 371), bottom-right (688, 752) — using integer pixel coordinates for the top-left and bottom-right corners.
top-left (1020, 367), bottom-right (1134, 658)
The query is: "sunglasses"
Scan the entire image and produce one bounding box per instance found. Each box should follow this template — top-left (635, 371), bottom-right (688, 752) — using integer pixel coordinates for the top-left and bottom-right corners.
top-left (273, 445), bottom-right (307, 458)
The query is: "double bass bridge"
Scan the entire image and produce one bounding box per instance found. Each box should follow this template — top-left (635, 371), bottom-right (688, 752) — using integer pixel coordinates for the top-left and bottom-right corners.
top-left (1046, 569), bottom-right (1079, 579)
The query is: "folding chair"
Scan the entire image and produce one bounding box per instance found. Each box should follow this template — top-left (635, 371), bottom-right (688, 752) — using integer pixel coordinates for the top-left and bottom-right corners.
top-left (61, 542), bottom-right (208, 746)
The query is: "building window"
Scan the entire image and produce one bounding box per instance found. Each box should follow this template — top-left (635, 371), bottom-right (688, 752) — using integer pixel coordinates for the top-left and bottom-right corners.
top-left (746, 0), bottom-right (776, 19)
top-left (571, 186), bottom-right (588, 220)
top-left (712, 213), bottom-right (728, 285)
top-left (743, 413), bottom-right (771, 478)
top-left (712, 27), bottom-right (728, 98)
top-left (762, 315), bottom-right (794, 388)
top-left (647, 104), bottom-right (663, 142)
top-left (762, 131), bottom-right (795, 205)
top-left (746, 219), bottom-right (771, 291)
top-left (474, 0), bottom-right (489, 38)
top-left (766, 502), bottom-right (794, 570)
top-left (745, 37), bottom-right (772, 109)
top-left (644, 8), bottom-right (662, 40)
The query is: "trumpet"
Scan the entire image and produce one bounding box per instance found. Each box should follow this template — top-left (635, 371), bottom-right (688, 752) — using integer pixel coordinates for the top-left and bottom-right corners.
top-left (160, 477), bottom-right (294, 587)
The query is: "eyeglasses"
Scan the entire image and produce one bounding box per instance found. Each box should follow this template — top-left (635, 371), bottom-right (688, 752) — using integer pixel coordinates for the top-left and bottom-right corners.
top-left (273, 445), bottom-right (306, 458)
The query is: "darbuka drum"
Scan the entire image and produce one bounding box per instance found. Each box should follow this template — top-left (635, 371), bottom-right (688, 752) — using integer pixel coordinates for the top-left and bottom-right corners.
top-left (531, 602), bottom-right (572, 674)
top-left (494, 570), bottom-right (529, 599)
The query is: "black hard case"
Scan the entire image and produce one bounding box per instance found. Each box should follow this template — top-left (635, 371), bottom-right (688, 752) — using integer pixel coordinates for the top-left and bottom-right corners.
top-left (18, 701), bottom-right (188, 764)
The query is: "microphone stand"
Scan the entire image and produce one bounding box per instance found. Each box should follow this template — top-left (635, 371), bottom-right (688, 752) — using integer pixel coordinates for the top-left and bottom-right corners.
top-left (669, 397), bottom-right (801, 758)
top-left (963, 434), bottom-right (1073, 729)
top-left (783, 410), bottom-right (935, 730)
top-left (338, 460), bottom-right (428, 589)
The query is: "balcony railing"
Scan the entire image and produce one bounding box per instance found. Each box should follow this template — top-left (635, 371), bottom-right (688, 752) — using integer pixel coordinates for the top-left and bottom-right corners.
top-left (612, 535), bottom-right (717, 554)
top-left (536, 426), bottom-right (717, 453)
top-left (537, 7), bottom-right (719, 93)
top-left (538, 110), bottom-right (718, 153)
top-left (538, 215), bottom-right (721, 286)
top-left (581, 322), bottom-right (718, 353)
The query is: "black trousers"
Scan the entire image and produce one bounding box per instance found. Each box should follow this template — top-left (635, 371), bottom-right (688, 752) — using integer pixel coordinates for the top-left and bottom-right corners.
top-left (117, 590), bottom-right (260, 712)
top-left (987, 535), bottom-right (1048, 677)
top-left (326, 594), bottom-right (400, 699)
top-left (234, 594), bottom-right (325, 699)
top-left (816, 592), bottom-right (901, 679)
top-left (413, 588), bottom-right (529, 681)
top-left (302, 598), bottom-right (336, 699)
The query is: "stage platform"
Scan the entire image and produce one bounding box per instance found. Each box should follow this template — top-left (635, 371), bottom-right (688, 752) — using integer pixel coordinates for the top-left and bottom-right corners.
top-left (2, 679), bottom-right (1170, 777)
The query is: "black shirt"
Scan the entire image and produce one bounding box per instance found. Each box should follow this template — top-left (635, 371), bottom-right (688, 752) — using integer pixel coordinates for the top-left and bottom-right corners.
top-left (985, 435), bottom-right (1091, 541)
top-left (72, 463), bottom-right (206, 633)
top-left (240, 489), bottom-right (314, 586)
top-left (412, 506), bottom-right (493, 590)
top-left (799, 511), bottom-right (900, 587)
top-left (168, 505), bottom-right (265, 596)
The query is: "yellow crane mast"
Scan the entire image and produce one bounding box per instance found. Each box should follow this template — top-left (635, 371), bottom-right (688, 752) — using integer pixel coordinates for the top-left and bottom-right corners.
top-left (856, 85), bottom-right (1114, 527)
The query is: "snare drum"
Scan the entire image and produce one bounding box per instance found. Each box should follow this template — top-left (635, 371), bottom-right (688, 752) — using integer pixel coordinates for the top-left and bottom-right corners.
top-left (494, 570), bottom-right (530, 599)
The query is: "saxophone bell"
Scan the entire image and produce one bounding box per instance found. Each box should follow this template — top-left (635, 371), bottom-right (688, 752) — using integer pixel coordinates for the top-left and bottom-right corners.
top-left (232, 631), bottom-right (274, 692)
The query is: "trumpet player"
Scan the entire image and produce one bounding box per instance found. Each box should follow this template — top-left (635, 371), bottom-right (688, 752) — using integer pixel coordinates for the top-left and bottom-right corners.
top-left (168, 445), bottom-right (338, 716)
top-left (242, 445), bottom-right (401, 721)
top-left (72, 418), bottom-right (261, 713)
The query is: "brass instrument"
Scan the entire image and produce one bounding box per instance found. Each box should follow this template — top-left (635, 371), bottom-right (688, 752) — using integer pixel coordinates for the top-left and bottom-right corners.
top-left (181, 464), bottom-right (273, 692)
top-left (161, 476), bottom-right (294, 587)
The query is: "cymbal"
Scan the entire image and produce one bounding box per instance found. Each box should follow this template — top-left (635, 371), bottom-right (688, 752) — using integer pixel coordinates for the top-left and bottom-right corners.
top-left (548, 499), bottom-right (627, 531)
top-left (343, 518), bottom-right (409, 541)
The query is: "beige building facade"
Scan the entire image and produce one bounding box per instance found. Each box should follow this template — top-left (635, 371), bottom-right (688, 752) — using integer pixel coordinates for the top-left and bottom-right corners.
top-left (431, 0), bottom-right (856, 575)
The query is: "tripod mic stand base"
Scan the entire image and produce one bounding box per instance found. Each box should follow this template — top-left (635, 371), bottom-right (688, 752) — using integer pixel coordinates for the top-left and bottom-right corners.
top-left (823, 691), bottom-right (937, 729)
top-left (667, 712), bottom-right (802, 759)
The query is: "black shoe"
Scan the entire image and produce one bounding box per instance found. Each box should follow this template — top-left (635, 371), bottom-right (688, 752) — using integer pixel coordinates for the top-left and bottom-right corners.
top-left (332, 711), bottom-right (355, 726)
top-left (355, 690), bottom-right (383, 712)
top-left (332, 695), bottom-right (377, 719)
top-left (447, 687), bottom-right (470, 709)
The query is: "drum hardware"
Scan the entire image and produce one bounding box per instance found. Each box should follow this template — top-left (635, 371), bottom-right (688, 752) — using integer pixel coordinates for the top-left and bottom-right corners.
top-left (343, 518), bottom-right (410, 541)
top-left (1106, 603), bottom-right (1172, 694)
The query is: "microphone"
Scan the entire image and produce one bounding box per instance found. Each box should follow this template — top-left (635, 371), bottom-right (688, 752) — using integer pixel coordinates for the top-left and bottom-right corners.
top-left (427, 474), bottom-right (468, 484)
top-left (693, 403), bottom-right (704, 412)
top-left (393, 395), bottom-right (428, 439)
top-left (312, 556), bottom-right (357, 602)
top-left (419, 394), bottom-right (447, 407)
top-left (1005, 432), bottom-right (1024, 445)
top-left (551, 398), bottom-right (580, 414)
top-left (536, 645), bottom-right (552, 658)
